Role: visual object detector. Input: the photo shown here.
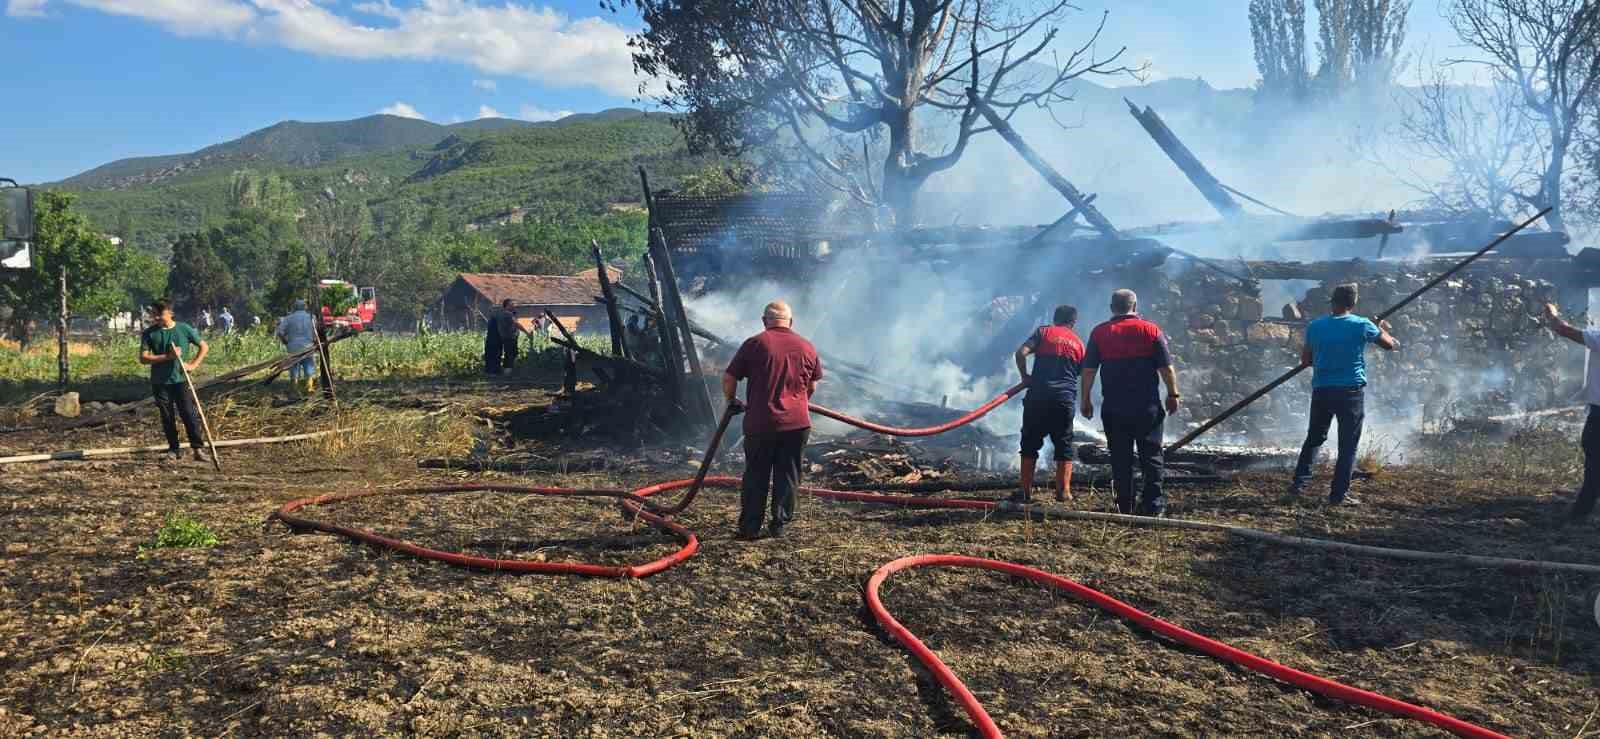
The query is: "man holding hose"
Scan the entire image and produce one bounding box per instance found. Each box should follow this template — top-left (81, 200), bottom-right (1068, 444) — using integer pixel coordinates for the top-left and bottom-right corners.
top-left (723, 300), bottom-right (823, 541)
top-left (137, 299), bottom-right (211, 462)
top-left (1012, 304), bottom-right (1084, 503)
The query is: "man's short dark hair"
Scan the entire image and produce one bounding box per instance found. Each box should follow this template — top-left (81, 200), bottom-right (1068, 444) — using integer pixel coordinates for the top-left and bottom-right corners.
top-left (147, 299), bottom-right (171, 316)
top-left (1331, 284), bottom-right (1358, 310)
top-left (1052, 305), bottom-right (1078, 325)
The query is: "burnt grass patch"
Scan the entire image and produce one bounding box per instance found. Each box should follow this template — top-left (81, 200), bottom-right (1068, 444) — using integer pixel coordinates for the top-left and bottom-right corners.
top-left (2, 387), bottom-right (1598, 737)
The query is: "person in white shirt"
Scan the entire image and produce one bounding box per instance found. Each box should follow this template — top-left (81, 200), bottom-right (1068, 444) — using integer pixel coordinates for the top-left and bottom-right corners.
top-left (1542, 302), bottom-right (1600, 525)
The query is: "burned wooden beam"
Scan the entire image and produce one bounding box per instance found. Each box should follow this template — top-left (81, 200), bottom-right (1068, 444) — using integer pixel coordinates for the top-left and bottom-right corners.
top-left (1125, 99), bottom-right (1244, 219)
top-left (591, 240), bottom-right (629, 359)
top-left (650, 227), bottom-right (717, 429)
top-left (967, 91), bottom-right (1120, 238)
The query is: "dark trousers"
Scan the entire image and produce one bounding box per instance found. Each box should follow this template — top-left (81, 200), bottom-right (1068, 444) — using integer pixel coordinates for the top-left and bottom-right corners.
top-left (740, 428), bottom-right (810, 536)
top-left (1103, 408), bottom-right (1165, 515)
top-left (484, 333), bottom-right (516, 374)
top-left (1574, 406), bottom-right (1600, 520)
top-left (1292, 387), bottom-right (1365, 502)
top-left (153, 383), bottom-right (204, 451)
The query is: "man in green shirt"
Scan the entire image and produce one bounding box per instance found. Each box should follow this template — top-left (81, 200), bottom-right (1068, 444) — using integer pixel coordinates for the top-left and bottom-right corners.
top-left (138, 299), bottom-right (212, 462)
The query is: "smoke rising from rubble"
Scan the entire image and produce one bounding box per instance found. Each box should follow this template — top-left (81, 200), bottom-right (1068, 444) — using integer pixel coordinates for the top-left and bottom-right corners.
top-left (687, 80), bottom-right (1584, 459)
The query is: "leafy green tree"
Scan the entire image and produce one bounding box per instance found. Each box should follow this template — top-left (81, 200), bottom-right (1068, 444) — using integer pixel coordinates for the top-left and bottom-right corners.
top-left (117, 249), bottom-right (169, 312)
top-left (0, 190), bottom-right (125, 383)
top-left (165, 230), bottom-right (238, 318)
top-left (0, 190), bottom-right (123, 322)
top-left (213, 207), bottom-right (303, 316)
top-left (228, 169), bottom-right (300, 221)
top-left (266, 241), bottom-right (316, 318)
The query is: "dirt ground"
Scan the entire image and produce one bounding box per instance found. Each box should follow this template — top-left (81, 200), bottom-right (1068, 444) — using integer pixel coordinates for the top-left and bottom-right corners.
top-left (2, 381), bottom-right (1599, 738)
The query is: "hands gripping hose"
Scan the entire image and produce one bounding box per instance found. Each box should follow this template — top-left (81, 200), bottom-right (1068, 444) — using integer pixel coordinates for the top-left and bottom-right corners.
top-left (271, 382), bottom-right (1507, 738)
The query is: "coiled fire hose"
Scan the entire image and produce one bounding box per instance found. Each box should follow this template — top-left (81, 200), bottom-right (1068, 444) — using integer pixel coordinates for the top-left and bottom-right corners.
top-left (272, 384), bottom-right (1508, 738)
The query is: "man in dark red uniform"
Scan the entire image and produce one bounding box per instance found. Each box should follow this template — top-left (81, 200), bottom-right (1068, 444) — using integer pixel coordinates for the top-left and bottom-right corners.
top-left (722, 300), bottom-right (823, 540)
top-left (1081, 289), bottom-right (1182, 516)
top-left (1012, 305), bottom-right (1085, 503)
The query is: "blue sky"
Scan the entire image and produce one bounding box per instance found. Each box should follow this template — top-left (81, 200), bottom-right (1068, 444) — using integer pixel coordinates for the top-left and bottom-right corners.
top-left (2, 0), bottom-right (1468, 184)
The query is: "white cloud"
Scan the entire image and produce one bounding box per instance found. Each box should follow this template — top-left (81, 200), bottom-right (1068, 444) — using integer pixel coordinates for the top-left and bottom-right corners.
top-left (19, 0), bottom-right (642, 96)
top-left (476, 104), bottom-right (503, 119)
top-left (27, 0), bottom-right (256, 33)
top-left (472, 78), bottom-right (497, 93)
top-left (377, 101), bottom-right (426, 119)
top-left (518, 105), bottom-right (574, 122)
top-left (6, 0), bottom-right (49, 17)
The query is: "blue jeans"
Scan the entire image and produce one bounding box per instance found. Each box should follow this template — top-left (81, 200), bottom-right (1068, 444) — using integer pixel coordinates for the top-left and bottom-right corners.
top-left (1292, 387), bottom-right (1365, 502)
top-left (288, 350), bottom-right (316, 382)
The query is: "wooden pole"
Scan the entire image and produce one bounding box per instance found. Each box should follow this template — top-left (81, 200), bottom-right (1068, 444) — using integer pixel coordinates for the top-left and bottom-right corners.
top-left (1125, 99), bottom-right (1244, 219)
top-left (967, 90), bottom-right (1120, 238)
top-left (1167, 207), bottom-right (1553, 453)
top-left (56, 267), bottom-right (68, 389)
top-left (591, 240), bottom-right (629, 359)
top-left (643, 252), bottom-right (684, 404)
top-left (306, 253), bottom-right (338, 405)
top-left (651, 227), bottom-right (716, 427)
top-left (0, 428), bottom-right (352, 466)
top-left (176, 358), bottom-right (223, 471)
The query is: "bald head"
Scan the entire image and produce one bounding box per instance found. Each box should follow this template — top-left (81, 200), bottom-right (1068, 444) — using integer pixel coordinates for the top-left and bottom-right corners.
top-left (1110, 289), bottom-right (1138, 316)
top-left (762, 300), bottom-right (793, 328)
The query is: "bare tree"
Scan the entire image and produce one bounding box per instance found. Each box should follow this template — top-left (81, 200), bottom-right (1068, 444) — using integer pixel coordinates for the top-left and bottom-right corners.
top-left (1251, 0), bottom-right (1311, 102)
top-left (1392, 66), bottom-right (1540, 217)
top-left (624, 0), bottom-right (1140, 225)
top-left (1448, 0), bottom-right (1600, 230)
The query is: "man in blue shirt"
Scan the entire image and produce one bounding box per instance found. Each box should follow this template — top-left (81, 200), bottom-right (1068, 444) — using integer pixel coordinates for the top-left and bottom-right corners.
top-left (1290, 284), bottom-right (1399, 505)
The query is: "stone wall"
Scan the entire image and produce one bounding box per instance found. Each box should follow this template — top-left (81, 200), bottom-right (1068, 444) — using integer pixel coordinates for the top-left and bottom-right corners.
top-left (1126, 264), bottom-right (1582, 444)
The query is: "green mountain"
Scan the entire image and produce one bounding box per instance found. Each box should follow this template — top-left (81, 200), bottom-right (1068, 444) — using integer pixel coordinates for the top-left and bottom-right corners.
top-left (53, 109), bottom-right (715, 253)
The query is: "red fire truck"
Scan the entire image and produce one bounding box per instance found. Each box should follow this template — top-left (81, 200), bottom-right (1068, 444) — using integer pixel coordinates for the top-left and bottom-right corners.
top-left (318, 279), bottom-right (378, 331)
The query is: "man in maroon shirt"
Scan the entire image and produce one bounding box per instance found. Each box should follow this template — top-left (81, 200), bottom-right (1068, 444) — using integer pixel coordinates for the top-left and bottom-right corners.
top-left (722, 300), bottom-right (823, 540)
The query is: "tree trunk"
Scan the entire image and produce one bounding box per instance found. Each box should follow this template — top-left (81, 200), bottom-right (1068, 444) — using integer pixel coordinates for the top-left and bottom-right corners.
top-left (1543, 135), bottom-right (1568, 232)
top-left (56, 268), bottom-right (68, 389)
top-left (881, 107), bottom-right (918, 227)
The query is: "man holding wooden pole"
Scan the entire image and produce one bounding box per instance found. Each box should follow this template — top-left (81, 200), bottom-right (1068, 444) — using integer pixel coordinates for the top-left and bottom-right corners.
top-left (1540, 301), bottom-right (1600, 526)
top-left (136, 299), bottom-right (212, 463)
top-left (1287, 284), bottom-right (1399, 506)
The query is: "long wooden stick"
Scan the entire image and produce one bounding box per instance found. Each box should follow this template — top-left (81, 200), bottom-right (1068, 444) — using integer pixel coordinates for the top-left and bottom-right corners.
top-left (176, 358), bottom-right (222, 471)
top-left (1167, 207), bottom-right (1553, 453)
top-left (0, 428), bottom-right (352, 466)
top-left (37, 331), bottom-right (354, 433)
top-left (1000, 502), bottom-right (1600, 576)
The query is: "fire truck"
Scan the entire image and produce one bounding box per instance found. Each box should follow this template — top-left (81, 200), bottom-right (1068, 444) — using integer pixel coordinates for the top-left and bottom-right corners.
top-left (317, 279), bottom-right (379, 331)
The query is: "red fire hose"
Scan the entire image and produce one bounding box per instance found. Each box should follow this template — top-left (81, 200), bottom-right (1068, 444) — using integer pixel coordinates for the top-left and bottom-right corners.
top-left (866, 555), bottom-right (1508, 739)
top-left (270, 386), bottom-right (1508, 738)
top-left (808, 381), bottom-right (1026, 436)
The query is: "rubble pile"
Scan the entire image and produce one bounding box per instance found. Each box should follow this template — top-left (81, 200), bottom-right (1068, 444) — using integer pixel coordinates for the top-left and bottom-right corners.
top-left (1130, 265), bottom-right (1580, 443)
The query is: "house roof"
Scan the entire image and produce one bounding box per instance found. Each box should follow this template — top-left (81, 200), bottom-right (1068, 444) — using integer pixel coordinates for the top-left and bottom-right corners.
top-left (572, 264), bottom-right (624, 282)
top-left (650, 192), bottom-right (864, 258)
top-left (452, 273), bottom-right (602, 306)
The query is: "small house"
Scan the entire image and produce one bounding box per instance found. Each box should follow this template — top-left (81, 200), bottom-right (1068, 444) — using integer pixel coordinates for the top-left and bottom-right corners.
top-left (435, 272), bottom-right (617, 334)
